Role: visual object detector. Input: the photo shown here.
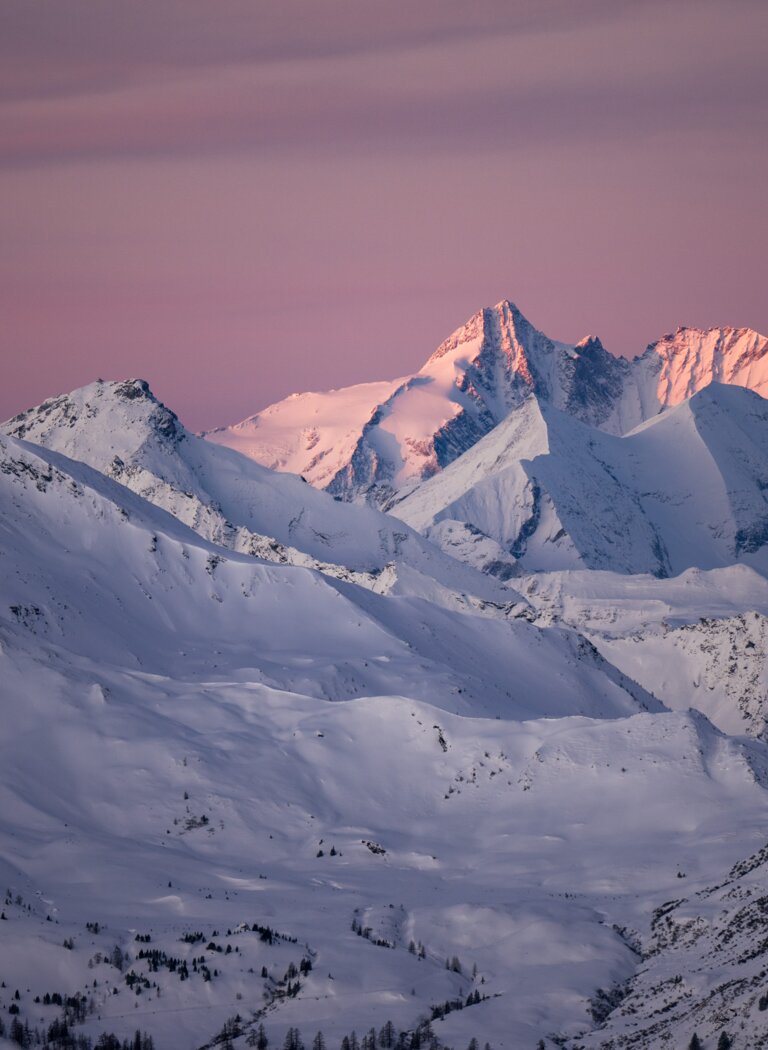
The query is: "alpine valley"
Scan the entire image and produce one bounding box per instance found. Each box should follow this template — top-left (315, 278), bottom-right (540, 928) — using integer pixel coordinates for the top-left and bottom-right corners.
top-left (3, 301), bottom-right (768, 1050)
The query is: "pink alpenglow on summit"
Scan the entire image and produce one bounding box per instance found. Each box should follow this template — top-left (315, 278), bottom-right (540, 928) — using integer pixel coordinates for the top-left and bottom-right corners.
top-left (206, 300), bottom-right (768, 502)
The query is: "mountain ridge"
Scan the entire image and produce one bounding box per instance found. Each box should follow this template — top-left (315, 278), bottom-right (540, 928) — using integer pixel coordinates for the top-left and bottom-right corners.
top-left (205, 300), bottom-right (768, 503)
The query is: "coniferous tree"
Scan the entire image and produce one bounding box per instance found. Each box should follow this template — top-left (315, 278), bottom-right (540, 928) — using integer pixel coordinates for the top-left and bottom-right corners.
top-left (717, 1035), bottom-right (732, 1050)
top-left (688, 1037), bottom-right (702, 1050)
top-left (312, 1032), bottom-right (326, 1050)
top-left (378, 1021), bottom-right (395, 1048)
top-left (283, 1027), bottom-right (304, 1050)
top-left (9, 1017), bottom-right (26, 1048)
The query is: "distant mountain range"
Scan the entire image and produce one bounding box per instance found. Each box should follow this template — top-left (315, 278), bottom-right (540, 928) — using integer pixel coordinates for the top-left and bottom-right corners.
top-left (206, 300), bottom-right (768, 503)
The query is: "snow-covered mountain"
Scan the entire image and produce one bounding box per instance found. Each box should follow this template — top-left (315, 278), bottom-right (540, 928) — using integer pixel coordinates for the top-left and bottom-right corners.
top-left (0, 378), bottom-right (530, 614)
top-left (389, 384), bottom-right (768, 578)
top-left (2, 423), bottom-right (767, 1050)
top-left (1, 431), bottom-right (653, 720)
top-left (4, 301), bottom-right (768, 1050)
top-left (517, 565), bottom-right (768, 741)
top-left (206, 300), bottom-right (768, 504)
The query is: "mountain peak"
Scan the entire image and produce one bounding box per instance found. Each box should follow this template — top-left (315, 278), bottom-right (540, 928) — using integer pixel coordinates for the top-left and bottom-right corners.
top-left (491, 297), bottom-right (524, 318)
top-left (574, 335), bottom-right (605, 354)
top-left (2, 377), bottom-right (185, 455)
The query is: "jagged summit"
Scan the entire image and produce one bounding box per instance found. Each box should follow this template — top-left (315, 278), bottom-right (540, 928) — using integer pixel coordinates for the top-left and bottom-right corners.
top-left (208, 298), bottom-right (634, 503)
top-left (206, 300), bottom-right (768, 504)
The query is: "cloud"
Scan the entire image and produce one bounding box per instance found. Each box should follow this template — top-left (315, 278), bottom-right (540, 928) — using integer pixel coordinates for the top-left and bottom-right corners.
top-left (0, 1), bottom-right (637, 97)
top-left (1, 0), bottom-right (766, 169)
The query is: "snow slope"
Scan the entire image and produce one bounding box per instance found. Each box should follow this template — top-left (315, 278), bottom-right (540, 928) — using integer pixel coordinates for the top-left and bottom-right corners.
top-left (4, 423), bottom-right (768, 1049)
top-left (206, 302), bottom-right (630, 502)
top-left (4, 309), bottom-right (768, 1050)
top-left (1, 432), bottom-right (653, 721)
top-left (0, 379), bottom-right (527, 613)
top-left (518, 565), bottom-right (768, 741)
top-left (389, 385), bottom-right (768, 578)
top-left (206, 301), bottom-right (768, 503)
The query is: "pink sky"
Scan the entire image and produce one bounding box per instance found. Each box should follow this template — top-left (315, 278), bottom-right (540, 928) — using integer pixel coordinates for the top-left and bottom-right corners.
top-left (1, 0), bottom-right (767, 431)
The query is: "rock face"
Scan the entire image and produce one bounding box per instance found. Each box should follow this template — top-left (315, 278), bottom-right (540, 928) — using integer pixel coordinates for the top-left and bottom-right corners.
top-left (566, 834), bottom-right (768, 1050)
top-left (206, 301), bottom-right (768, 503)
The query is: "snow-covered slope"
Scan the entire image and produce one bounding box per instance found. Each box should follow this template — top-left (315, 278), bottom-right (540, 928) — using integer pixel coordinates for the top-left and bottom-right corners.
top-left (0, 379), bottom-right (527, 613)
top-left (518, 565), bottom-right (768, 741)
top-left (206, 301), bottom-right (768, 504)
top-left (622, 324), bottom-right (768, 430)
top-left (206, 378), bottom-right (405, 490)
top-left (389, 385), bottom-right (768, 578)
top-left (4, 302), bottom-right (768, 1050)
top-left (387, 399), bottom-right (655, 576)
top-left (2, 428), bottom-right (768, 1049)
top-left (1, 432), bottom-right (654, 721)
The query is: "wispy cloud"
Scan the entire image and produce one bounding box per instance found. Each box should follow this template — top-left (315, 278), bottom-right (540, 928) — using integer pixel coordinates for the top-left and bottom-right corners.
top-left (3, 0), bottom-right (765, 167)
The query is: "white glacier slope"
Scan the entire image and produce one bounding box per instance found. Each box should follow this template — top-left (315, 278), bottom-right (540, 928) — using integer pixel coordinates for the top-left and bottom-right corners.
top-left (205, 299), bottom-right (768, 504)
top-left (389, 384), bottom-right (768, 579)
top-left (206, 301), bottom-right (629, 503)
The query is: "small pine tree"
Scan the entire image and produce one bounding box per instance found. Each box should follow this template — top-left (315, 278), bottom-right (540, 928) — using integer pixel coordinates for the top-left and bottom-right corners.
top-left (688, 1036), bottom-right (702, 1050)
top-left (717, 1034), bottom-right (732, 1050)
top-left (313, 1033), bottom-right (326, 1050)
